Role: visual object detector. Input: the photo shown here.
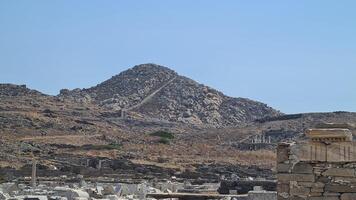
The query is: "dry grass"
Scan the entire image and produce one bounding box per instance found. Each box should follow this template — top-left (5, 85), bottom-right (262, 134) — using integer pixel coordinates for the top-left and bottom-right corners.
top-left (20, 134), bottom-right (104, 146)
top-left (120, 141), bottom-right (276, 170)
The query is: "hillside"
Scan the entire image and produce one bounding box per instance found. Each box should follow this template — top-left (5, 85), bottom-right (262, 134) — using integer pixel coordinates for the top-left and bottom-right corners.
top-left (1, 64), bottom-right (356, 181)
top-left (59, 63), bottom-right (281, 127)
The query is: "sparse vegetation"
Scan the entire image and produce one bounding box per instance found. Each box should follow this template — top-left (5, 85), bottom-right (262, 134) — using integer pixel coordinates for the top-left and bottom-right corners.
top-left (149, 130), bottom-right (174, 145)
top-left (149, 130), bottom-right (174, 139)
top-left (158, 137), bottom-right (171, 144)
top-left (80, 143), bottom-right (121, 151)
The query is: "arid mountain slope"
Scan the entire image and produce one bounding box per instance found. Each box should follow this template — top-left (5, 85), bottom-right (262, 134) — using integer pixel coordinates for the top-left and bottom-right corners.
top-left (1, 79), bottom-right (356, 181)
top-left (59, 63), bottom-right (281, 127)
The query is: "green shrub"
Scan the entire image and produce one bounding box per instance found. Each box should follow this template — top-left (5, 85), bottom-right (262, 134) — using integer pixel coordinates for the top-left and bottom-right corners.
top-left (158, 138), bottom-right (170, 145)
top-left (149, 131), bottom-right (174, 139)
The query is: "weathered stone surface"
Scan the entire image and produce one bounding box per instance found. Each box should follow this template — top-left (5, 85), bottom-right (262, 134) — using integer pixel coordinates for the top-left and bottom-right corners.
top-left (313, 182), bottom-right (325, 188)
top-left (278, 163), bottom-right (292, 173)
top-left (298, 182), bottom-right (314, 187)
top-left (296, 181), bottom-right (324, 189)
top-left (309, 192), bottom-right (322, 197)
top-left (277, 132), bottom-right (356, 200)
top-left (295, 142), bottom-right (327, 162)
top-left (327, 142), bottom-right (356, 162)
top-left (317, 176), bottom-right (331, 183)
top-left (325, 185), bottom-right (356, 193)
top-left (290, 185), bottom-right (310, 196)
top-left (341, 193), bottom-right (356, 200)
top-left (306, 128), bottom-right (352, 142)
top-left (310, 187), bottom-right (324, 193)
top-left (333, 177), bottom-right (356, 183)
top-left (248, 191), bottom-right (277, 200)
top-left (289, 141), bottom-right (356, 162)
top-left (323, 192), bottom-right (340, 197)
top-left (278, 174), bottom-right (315, 182)
top-left (289, 197), bottom-right (305, 200)
top-left (277, 183), bottom-right (290, 194)
top-left (278, 143), bottom-right (291, 163)
top-left (292, 163), bottom-right (313, 174)
top-left (278, 194), bottom-right (289, 200)
top-left (307, 197), bottom-right (339, 200)
top-left (323, 168), bottom-right (355, 177)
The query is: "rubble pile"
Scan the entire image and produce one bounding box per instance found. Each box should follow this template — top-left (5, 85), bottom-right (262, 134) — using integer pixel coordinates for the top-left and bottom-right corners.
top-left (0, 181), bottom-right (160, 200)
top-left (0, 179), bottom-right (278, 200)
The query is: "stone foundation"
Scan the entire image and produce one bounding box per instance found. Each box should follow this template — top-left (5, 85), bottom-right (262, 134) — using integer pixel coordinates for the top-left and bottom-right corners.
top-left (277, 128), bottom-right (356, 200)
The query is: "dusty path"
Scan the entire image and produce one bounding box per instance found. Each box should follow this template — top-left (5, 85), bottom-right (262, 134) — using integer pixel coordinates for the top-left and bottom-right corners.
top-left (126, 76), bottom-right (177, 111)
top-left (20, 134), bottom-right (102, 141)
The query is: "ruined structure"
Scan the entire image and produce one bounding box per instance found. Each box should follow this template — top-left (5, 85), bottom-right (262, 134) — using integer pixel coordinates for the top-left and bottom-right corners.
top-left (277, 125), bottom-right (356, 200)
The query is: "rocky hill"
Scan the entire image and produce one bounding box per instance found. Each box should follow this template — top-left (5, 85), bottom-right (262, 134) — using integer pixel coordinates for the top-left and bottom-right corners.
top-left (59, 63), bottom-right (281, 127)
top-left (1, 66), bottom-right (356, 181)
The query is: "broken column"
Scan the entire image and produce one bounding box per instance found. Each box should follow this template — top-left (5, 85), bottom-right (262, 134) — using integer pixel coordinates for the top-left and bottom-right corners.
top-left (31, 158), bottom-right (37, 187)
top-left (98, 160), bottom-right (102, 169)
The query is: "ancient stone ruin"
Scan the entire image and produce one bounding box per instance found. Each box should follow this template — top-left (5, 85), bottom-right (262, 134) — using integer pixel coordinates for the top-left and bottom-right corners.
top-left (277, 124), bottom-right (356, 200)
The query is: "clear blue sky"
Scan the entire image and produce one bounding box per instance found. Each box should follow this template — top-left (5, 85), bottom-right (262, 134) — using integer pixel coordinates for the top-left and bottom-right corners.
top-left (0, 1), bottom-right (355, 114)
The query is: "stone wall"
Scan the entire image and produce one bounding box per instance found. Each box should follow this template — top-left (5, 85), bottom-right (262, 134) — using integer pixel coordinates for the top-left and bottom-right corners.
top-left (277, 141), bottom-right (356, 200)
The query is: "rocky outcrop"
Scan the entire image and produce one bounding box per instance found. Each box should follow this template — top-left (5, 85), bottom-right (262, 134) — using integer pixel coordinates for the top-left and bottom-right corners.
top-left (134, 74), bottom-right (280, 126)
top-left (59, 63), bottom-right (281, 127)
top-left (59, 64), bottom-right (177, 108)
top-left (0, 84), bottom-right (44, 97)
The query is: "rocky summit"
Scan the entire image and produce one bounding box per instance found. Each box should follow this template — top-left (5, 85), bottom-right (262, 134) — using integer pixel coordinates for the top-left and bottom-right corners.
top-left (59, 63), bottom-right (281, 127)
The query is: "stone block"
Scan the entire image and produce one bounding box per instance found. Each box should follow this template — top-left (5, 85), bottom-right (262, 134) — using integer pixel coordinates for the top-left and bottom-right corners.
top-left (307, 197), bottom-right (339, 200)
top-left (277, 143), bottom-right (290, 163)
top-left (278, 194), bottom-right (289, 200)
top-left (292, 163), bottom-right (313, 174)
top-left (309, 192), bottom-right (322, 197)
top-left (306, 128), bottom-right (352, 142)
top-left (289, 197), bottom-right (305, 200)
top-left (325, 184), bottom-right (356, 193)
top-left (278, 163), bottom-right (292, 173)
top-left (278, 174), bottom-right (315, 182)
top-left (247, 191), bottom-right (277, 200)
top-left (343, 163), bottom-right (356, 168)
top-left (277, 183), bottom-right (289, 194)
top-left (298, 181), bottom-right (324, 188)
top-left (313, 182), bottom-right (325, 188)
top-left (277, 195), bottom-right (289, 200)
top-left (298, 182), bottom-right (314, 187)
top-left (333, 176), bottom-right (356, 183)
top-left (341, 193), bottom-right (356, 200)
top-left (290, 185), bottom-right (310, 196)
top-left (295, 142), bottom-right (327, 162)
top-left (289, 141), bottom-right (356, 162)
top-left (317, 176), bottom-right (331, 183)
top-left (323, 192), bottom-right (340, 197)
top-left (322, 168), bottom-right (355, 177)
top-left (327, 142), bottom-right (356, 162)
top-left (310, 187), bottom-right (323, 193)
